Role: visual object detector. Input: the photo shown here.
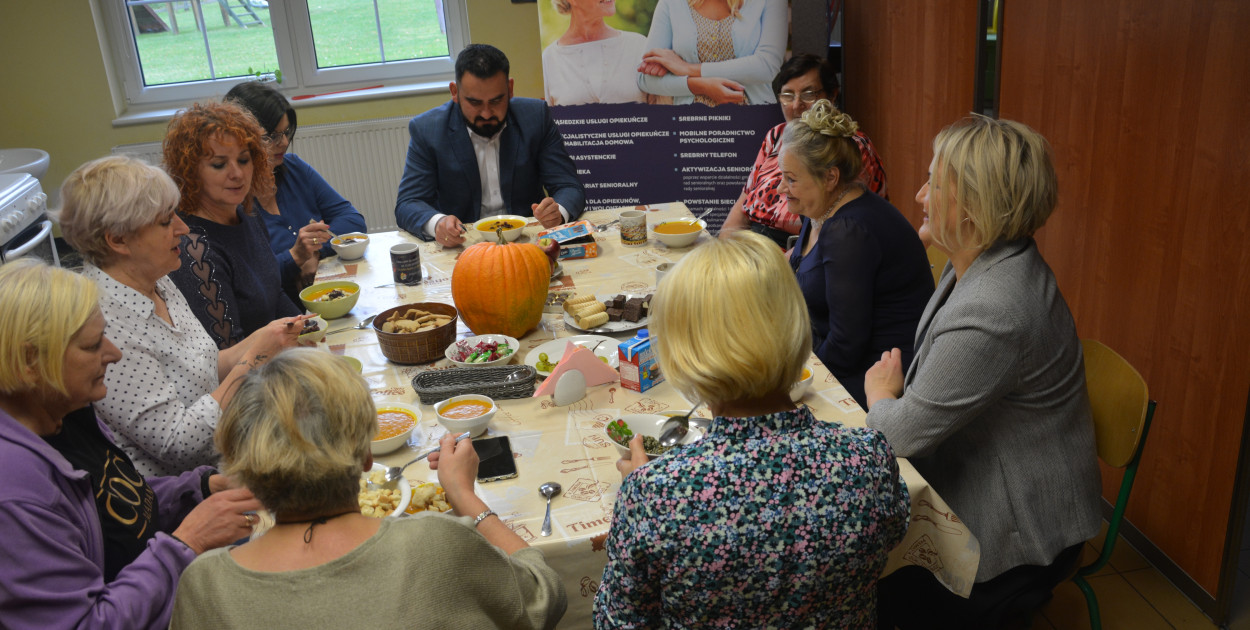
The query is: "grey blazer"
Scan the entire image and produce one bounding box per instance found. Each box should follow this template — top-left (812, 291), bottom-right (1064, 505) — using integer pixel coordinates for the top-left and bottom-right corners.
top-left (866, 238), bottom-right (1102, 581)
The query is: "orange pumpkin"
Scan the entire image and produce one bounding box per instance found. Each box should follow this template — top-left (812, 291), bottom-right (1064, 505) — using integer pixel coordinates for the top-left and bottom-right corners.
top-left (452, 239), bottom-right (549, 338)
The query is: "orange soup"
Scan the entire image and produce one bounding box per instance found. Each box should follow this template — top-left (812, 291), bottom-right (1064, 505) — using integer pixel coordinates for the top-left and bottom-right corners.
top-left (306, 286), bottom-right (357, 302)
top-left (654, 221), bottom-right (701, 235)
top-left (477, 219), bottom-right (525, 232)
top-left (374, 408), bottom-right (416, 440)
top-left (802, 367), bottom-right (811, 380)
top-left (439, 400), bottom-right (491, 419)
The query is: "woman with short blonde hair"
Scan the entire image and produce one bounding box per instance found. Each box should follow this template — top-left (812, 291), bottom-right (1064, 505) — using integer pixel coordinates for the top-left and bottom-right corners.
top-left (214, 348), bottom-right (376, 517)
top-left (0, 258), bottom-right (261, 630)
top-left (866, 116), bottom-right (1100, 628)
top-left (779, 100), bottom-right (932, 409)
top-left (595, 231), bottom-right (909, 628)
top-left (922, 115), bottom-right (1059, 253)
top-left (172, 349), bottom-right (568, 628)
top-left (58, 155), bottom-right (300, 476)
top-left (650, 230), bottom-right (810, 404)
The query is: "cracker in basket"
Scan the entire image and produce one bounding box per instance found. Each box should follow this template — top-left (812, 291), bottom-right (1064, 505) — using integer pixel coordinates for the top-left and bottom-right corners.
top-left (381, 307), bottom-right (452, 333)
top-left (578, 311), bottom-right (610, 329)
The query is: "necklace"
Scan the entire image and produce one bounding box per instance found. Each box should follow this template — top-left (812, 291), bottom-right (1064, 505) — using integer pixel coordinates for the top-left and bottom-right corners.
top-left (811, 184), bottom-right (858, 230)
top-left (274, 509), bottom-right (359, 543)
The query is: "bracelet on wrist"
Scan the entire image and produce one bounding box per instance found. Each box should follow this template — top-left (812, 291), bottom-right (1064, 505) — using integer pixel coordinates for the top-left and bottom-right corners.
top-left (473, 509), bottom-right (497, 528)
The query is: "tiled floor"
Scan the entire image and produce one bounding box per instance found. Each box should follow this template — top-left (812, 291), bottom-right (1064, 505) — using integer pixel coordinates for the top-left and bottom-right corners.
top-left (1029, 525), bottom-right (1218, 629)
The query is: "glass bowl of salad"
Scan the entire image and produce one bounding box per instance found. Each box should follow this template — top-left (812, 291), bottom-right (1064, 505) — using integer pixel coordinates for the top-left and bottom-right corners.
top-left (445, 334), bottom-right (519, 367)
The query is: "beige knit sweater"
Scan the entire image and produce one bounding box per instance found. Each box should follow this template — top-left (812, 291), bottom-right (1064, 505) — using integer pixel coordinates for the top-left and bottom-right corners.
top-left (170, 513), bottom-right (567, 629)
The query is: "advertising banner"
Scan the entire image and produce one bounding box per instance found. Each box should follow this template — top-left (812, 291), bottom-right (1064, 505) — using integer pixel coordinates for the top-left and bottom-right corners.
top-left (537, 0), bottom-right (790, 232)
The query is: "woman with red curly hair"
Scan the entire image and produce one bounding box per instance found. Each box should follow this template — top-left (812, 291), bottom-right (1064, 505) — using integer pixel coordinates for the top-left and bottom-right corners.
top-left (164, 101), bottom-right (303, 349)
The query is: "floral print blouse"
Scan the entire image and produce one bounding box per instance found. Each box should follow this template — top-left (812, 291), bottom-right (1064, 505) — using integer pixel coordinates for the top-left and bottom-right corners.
top-left (594, 406), bottom-right (909, 629)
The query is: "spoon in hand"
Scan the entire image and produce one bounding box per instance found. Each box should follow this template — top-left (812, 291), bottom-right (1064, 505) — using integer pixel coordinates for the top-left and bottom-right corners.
top-left (657, 403), bottom-right (703, 449)
top-left (540, 482), bottom-right (561, 536)
top-left (383, 432), bottom-right (471, 484)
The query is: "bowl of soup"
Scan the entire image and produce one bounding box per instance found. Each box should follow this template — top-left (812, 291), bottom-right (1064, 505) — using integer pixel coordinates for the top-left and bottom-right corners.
top-left (790, 366), bottom-right (814, 402)
top-left (652, 218), bottom-right (706, 248)
top-left (330, 232), bottom-right (369, 261)
top-left (433, 394), bottom-right (496, 437)
top-left (299, 280), bottom-right (360, 320)
top-left (371, 402), bottom-right (421, 455)
top-left (474, 215), bottom-right (528, 243)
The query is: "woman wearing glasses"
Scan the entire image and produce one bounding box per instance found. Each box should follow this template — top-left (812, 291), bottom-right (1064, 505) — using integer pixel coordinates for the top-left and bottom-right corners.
top-left (225, 82), bottom-right (366, 300)
top-left (719, 54), bottom-right (889, 247)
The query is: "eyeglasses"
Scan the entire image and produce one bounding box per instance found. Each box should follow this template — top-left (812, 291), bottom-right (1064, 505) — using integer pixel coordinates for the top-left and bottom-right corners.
top-left (264, 126), bottom-right (295, 143)
top-left (778, 90), bottom-right (823, 105)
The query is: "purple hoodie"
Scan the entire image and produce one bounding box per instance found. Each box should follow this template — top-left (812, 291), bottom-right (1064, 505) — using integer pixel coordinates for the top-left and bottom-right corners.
top-left (0, 407), bottom-right (208, 629)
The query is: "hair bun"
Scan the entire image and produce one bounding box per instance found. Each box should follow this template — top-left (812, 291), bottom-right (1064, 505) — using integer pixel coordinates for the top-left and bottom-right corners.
top-left (799, 100), bottom-right (859, 138)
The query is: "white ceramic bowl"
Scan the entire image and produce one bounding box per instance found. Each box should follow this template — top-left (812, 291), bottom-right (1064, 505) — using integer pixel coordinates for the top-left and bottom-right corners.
top-left (299, 280), bottom-right (361, 320)
top-left (445, 334), bottom-right (520, 367)
top-left (362, 463), bottom-right (411, 518)
top-left (433, 394), bottom-right (496, 437)
top-left (604, 413), bottom-right (705, 460)
top-left (296, 315), bottom-right (327, 344)
top-left (790, 366), bottom-right (814, 402)
top-left (652, 218), bottom-right (706, 248)
top-left (339, 355), bottom-right (363, 373)
top-left (474, 215), bottom-right (528, 243)
top-left (371, 402), bottom-right (421, 455)
top-left (330, 232), bottom-right (369, 260)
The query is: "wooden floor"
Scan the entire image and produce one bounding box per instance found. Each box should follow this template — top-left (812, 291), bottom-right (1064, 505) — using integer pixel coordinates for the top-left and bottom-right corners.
top-left (1029, 525), bottom-right (1218, 629)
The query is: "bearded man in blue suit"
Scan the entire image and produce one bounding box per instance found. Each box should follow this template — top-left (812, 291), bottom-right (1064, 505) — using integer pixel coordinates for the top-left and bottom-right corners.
top-left (395, 44), bottom-right (586, 246)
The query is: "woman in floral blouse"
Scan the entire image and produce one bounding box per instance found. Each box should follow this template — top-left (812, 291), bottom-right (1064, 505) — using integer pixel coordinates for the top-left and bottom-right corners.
top-left (594, 231), bottom-right (910, 629)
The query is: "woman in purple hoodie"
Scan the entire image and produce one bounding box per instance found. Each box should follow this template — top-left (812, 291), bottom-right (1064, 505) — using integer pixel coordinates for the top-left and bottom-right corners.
top-left (0, 259), bottom-right (261, 630)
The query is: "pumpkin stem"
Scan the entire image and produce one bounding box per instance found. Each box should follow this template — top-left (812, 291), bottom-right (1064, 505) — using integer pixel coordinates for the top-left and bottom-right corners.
top-left (495, 224), bottom-right (505, 243)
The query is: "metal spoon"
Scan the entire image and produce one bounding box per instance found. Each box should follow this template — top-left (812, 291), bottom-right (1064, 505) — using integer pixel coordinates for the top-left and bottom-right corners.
top-left (326, 314), bottom-right (377, 334)
top-left (540, 482), bottom-right (561, 536)
top-left (382, 432), bottom-right (471, 483)
top-left (678, 207), bottom-right (715, 226)
top-left (657, 403), bottom-right (703, 449)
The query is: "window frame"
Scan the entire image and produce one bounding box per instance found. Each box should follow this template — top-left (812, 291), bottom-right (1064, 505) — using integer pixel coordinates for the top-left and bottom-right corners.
top-left (96, 0), bottom-right (468, 113)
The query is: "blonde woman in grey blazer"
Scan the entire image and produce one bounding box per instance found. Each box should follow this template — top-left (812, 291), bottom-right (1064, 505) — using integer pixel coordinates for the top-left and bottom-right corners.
top-left (864, 116), bottom-right (1102, 629)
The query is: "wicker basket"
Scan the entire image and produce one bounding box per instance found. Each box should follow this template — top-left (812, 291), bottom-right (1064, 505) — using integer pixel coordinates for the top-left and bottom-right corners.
top-left (411, 365), bottom-right (537, 404)
top-left (372, 302), bottom-right (458, 364)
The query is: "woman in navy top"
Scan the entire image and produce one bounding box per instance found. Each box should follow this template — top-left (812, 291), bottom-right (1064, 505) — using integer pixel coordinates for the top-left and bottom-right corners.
top-left (226, 81), bottom-right (367, 302)
top-left (780, 100), bottom-right (932, 408)
top-left (163, 101), bottom-right (303, 349)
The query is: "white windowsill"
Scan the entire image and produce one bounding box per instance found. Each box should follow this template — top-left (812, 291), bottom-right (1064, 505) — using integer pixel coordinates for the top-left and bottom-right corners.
top-left (111, 80), bottom-right (450, 128)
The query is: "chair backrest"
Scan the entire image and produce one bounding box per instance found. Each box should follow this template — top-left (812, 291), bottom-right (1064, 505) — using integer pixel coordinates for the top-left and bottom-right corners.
top-left (1081, 339), bottom-right (1151, 468)
top-left (926, 246), bottom-right (949, 286)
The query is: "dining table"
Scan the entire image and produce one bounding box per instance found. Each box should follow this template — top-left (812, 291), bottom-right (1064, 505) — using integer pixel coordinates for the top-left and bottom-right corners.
top-left (313, 202), bottom-right (981, 628)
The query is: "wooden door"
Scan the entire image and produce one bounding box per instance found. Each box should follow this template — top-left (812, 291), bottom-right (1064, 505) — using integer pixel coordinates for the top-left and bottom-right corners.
top-left (999, 0), bottom-right (1250, 604)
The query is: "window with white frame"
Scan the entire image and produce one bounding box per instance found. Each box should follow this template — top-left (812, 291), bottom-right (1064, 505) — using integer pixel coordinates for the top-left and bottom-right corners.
top-left (98, 0), bottom-right (468, 109)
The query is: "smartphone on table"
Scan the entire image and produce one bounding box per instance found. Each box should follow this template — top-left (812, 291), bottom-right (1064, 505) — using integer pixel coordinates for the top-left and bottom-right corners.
top-left (473, 435), bottom-right (518, 483)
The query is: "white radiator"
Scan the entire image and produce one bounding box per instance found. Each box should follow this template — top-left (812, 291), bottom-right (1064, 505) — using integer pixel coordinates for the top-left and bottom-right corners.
top-left (112, 115), bottom-right (412, 233)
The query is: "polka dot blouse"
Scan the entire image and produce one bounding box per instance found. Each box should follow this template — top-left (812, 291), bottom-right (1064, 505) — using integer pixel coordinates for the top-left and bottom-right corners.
top-left (86, 265), bottom-right (223, 477)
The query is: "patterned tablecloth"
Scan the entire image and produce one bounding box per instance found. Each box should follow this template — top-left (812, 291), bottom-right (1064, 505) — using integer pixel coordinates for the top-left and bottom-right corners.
top-left (314, 203), bottom-right (980, 628)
